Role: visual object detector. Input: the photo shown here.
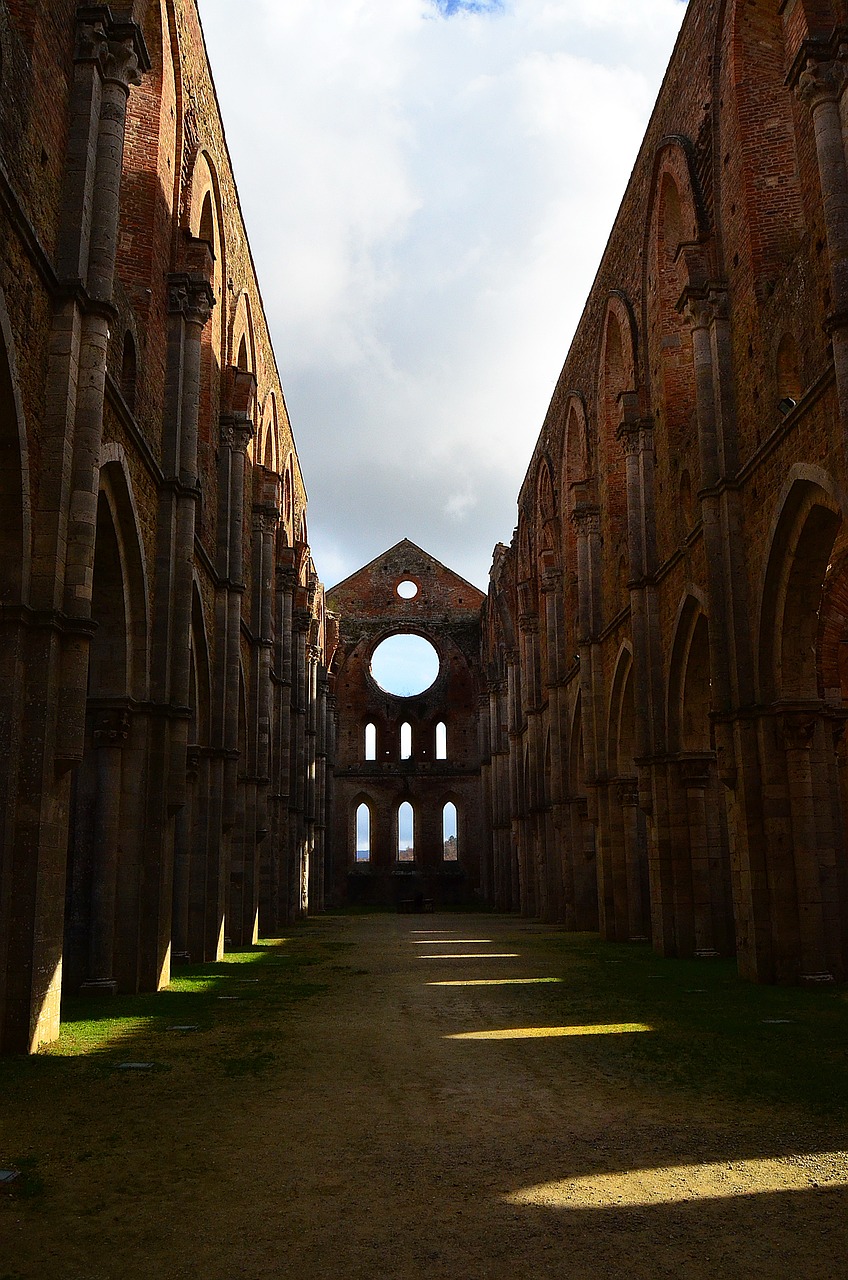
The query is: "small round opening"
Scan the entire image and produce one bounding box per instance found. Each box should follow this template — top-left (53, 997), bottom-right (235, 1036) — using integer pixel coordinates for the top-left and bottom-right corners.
top-left (370, 634), bottom-right (440, 697)
top-left (397, 580), bottom-right (419, 600)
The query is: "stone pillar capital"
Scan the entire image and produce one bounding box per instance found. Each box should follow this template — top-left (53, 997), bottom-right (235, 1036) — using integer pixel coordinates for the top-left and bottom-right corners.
top-left (680, 754), bottom-right (712, 790)
top-left (780, 710), bottom-right (819, 752)
top-left (220, 414), bottom-right (255, 453)
top-left (679, 284), bottom-right (728, 331)
top-left (796, 51), bottom-right (848, 112)
top-left (168, 274), bottom-right (215, 327)
top-left (75, 9), bottom-right (150, 88)
top-left (616, 776), bottom-right (639, 807)
top-left (93, 708), bottom-right (130, 748)
top-left (252, 503), bottom-right (280, 535)
top-left (615, 418), bottom-right (642, 456)
top-left (571, 502), bottom-right (600, 536)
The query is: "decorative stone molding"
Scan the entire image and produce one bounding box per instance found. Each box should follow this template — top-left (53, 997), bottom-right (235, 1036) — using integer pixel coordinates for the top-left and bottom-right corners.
top-left (252, 504), bottom-right (280, 535)
top-left (616, 776), bottom-right (639, 807)
top-left (571, 503), bottom-right (600, 536)
top-left (219, 415), bottom-right (254, 453)
top-left (780, 711), bottom-right (818, 752)
top-left (680, 756), bottom-right (712, 790)
top-left (796, 53), bottom-right (848, 111)
top-left (168, 274), bottom-right (215, 327)
top-left (93, 709), bottom-right (130, 749)
top-left (75, 9), bottom-right (149, 88)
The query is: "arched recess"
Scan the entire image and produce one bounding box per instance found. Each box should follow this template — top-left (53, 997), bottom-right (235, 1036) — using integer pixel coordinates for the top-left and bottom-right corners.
top-left (97, 453), bottom-right (151, 702)
top-left (597, 298), bottom-right (636, 621)
top-left (724, 1), bottom-right (805, 292)
top-left (261, 394), bottom-right (279, 473)
top-left (281, 454), bottom-right (294, 544)
top-left (665, 592), bottom-right (735, 956)
top-left (561, 395), bottom-right (591, 633)
top-left (667, 591), bottom-right (711, 754)
top-left (173, 581), bottom-right (212, 961)
top-left (535, 456), bottom-right (561, 686)
top-left (65, 456), bottom-right (151, 993)
top-left (118, 0), bottom-right (180, 295)
top-left (190, 581), bottom-right (212, 749)
top-left (230, 291), bottom-right (256, 377)
top-left (644, 147), bottom-right (702, 558)
top-left (0, 284), bottom-right (31, 602)
top-left (606, 644), bottom-right (650, 942)
top-left (756, 469), bottom-right (848, 981)
top-left (758, 472), bottom-right (845, 703)
top-left (565, 691), bottom-right (599, 927)
top-left (185, 150), bottom-right (226, 439)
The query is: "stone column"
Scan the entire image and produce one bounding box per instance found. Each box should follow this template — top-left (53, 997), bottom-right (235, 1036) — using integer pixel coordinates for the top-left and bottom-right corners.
top-left (0, 12), bottom-right (148, 1055)
top-left (291, 605), bottom-right (311, 918)
top-left (263, 561), bottom-right (296, 931)
top-left (477, 692), bottom-right (494, 905)
top-left (144, 269), bottom-right (213, 985)
top-left (82, 708), bottom-right (130, 992)
top-left (58, 16), bottom-right (147, 765)
top-left (572, 498), bottom-right (608, 931)
top-left (796, 49), bottom-right (848, 451)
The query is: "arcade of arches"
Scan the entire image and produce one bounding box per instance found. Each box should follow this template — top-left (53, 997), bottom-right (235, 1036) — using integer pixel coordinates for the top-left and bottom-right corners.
top-left (4, 0), bottom-right (848, 1054)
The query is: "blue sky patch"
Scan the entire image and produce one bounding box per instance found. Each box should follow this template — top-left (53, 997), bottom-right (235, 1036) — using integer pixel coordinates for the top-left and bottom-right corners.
top-left (430, 0), bottom-right (503, 16)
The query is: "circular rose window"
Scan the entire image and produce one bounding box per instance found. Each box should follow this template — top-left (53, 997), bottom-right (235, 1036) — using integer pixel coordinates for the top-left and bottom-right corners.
top-left (369, 634), bottom-right (440, 697)
top-left (396, 580), bottom-right (419, 600)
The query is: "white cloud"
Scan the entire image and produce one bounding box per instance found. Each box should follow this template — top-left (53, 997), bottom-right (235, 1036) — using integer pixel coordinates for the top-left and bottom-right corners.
top-left (199, 0), bottom-right (688, 588)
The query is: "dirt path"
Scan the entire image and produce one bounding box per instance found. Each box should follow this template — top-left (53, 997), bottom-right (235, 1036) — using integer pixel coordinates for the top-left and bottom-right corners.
top-left (4, 913), bottom-right (848, 1279)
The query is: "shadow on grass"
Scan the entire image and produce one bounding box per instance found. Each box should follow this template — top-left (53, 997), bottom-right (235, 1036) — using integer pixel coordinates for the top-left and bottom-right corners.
top-left (510, 931), bottom-right (848, 1118)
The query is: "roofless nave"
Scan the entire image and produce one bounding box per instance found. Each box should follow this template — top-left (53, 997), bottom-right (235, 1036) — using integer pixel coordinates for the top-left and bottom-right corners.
top-left (3, 0), bottom-right (848, 1054)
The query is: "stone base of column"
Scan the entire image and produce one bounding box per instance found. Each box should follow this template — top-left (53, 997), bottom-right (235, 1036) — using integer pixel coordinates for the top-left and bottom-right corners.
top-left (80, 978), bottom-right (118, 995)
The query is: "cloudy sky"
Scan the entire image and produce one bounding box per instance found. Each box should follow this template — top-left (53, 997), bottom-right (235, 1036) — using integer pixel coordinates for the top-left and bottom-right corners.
top-left (198, 0), bottom-right (688, 590)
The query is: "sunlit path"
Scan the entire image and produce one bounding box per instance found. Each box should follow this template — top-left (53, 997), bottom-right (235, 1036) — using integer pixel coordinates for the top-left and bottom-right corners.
top-left (4, 912), bottom-right (848, 1280)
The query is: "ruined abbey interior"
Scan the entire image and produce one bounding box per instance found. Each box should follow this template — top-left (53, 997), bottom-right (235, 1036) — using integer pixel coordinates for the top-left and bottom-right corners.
top-left (3, 0), bottom-right (848, 1056)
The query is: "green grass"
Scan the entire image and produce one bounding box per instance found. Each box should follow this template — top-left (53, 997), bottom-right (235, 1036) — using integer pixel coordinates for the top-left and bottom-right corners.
top-left (515, 930), bottom-right (848, 1118)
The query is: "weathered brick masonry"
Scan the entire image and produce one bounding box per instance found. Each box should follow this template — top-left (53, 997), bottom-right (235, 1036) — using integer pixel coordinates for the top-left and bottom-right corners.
top-left (481, 0), bottom-right (848, 984)
top-left (3, 0), bottom-right (848, 1056)
top-left (327, 540), bottom-right (485, 910)
top-left (0, 0), bottom-right (333, 1053)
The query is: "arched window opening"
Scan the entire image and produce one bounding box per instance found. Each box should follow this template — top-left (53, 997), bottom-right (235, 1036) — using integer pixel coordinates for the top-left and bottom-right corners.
top-left (284, 469), bottom-right (292, 525)
top-left (660, 172), bottom-right (682, 262)
top-left (443, 802), bottom-right (458, 862)
top-left (355, 804), bottom-right (371, 863)
top-left (120, 331), bottom-right (137, 412)
top-left (398, 802), bottom-right (414, 862)
top-left (199, 192), bottom-right (214, 248)
top-left (365, 723), bottom-right (376, 761)
top-left (435, 721), bottom-right (447, 760)
top-left (400, 722), bottom-right (412, 760)
top-left (237, 334), bottom-right (248, 371)
top-left (264, 428), bottom-right (275, 470)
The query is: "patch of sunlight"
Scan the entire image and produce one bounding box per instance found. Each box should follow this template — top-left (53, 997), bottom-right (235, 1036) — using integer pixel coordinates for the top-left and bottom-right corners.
top-left (446, 1023), bottom-right (652, 1041)
top-left (505, 1152), bottom-right (848, 1209)
top-left (428, 978), bottom-right (563, 987)
top-left (420, 953), bottom-right (520, 960)
top-left (50, 1017), bottom-right (158, 1057)
top-left (412, 939), bottom-right (493, 945)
